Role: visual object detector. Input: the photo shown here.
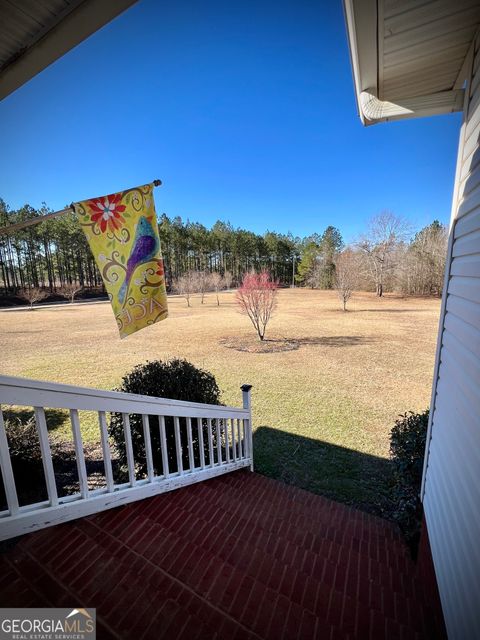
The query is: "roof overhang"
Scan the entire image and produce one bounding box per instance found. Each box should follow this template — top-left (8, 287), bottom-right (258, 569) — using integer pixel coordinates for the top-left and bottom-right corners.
top-left (343, 0), bottom-right (480, 126)
top-left (0, 0), bottom-right (139, 102)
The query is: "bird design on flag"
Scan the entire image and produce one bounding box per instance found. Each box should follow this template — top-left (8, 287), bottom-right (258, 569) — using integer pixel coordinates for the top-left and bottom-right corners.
top-left (118, 216), bottom-right (159, 305)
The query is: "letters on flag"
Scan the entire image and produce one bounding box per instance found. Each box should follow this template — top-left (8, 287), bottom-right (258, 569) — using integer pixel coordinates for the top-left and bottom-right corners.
top-left (74, 183), bottom-right (168, 338)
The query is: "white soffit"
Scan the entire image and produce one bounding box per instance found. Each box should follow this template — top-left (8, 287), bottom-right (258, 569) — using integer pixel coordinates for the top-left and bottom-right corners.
top-left (344, 0), bottom-right (480, 125)
top-left (0, 0), bottom-right (139, 101)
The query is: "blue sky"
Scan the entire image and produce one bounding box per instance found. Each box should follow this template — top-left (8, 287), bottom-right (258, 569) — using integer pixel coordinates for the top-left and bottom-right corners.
top-left (0, 0), bottom-right (462, 242)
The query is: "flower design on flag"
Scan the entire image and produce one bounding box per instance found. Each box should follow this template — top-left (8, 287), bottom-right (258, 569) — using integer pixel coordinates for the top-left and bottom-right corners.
top-left (87, 193), bottom-right (126, 233)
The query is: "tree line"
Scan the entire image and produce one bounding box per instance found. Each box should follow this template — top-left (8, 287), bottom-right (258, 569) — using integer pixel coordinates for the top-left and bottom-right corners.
top-left (0, 201), bottom-right (102, 295)
top-left (296, 213), bottom-right (447, 299)
top-left (0, 199), bottom-right (301, 297)
top-left (0, 198), bottom-right (447, 301)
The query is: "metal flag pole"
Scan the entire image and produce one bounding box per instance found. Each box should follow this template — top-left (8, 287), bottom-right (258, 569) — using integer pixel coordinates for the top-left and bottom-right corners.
top-left (0, 179), bottom-right (162, 236)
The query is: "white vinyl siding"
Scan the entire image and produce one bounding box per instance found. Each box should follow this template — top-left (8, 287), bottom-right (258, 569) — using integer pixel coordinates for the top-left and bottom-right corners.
top-left (423, 32), bottom-right (480, 640)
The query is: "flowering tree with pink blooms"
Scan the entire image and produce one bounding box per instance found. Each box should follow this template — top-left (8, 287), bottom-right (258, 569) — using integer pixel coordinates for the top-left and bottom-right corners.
top-left (236, 270), bottom-right (278, 341)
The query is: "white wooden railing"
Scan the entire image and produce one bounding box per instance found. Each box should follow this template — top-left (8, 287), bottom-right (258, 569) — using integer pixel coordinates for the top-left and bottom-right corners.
top-left (0, 375), bottom-right (253, 541)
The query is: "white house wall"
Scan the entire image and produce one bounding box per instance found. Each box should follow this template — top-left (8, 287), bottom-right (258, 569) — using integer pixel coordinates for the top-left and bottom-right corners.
top-left (422, 32), bottom-right (480, 640)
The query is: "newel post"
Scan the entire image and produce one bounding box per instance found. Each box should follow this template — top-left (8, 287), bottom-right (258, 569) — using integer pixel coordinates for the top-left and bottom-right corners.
top-left (241, 384), bottom-right (253, 471)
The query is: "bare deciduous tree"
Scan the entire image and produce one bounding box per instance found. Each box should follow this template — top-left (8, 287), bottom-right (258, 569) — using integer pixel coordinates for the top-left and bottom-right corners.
top-left (305, 260), bottom-right (324, 289)
top-left (59, 283), bottom-right (83, 303)
top-left (236, 270), bottom-right (278, 341)
top-left (334, 249), bottom-right (359, 311)
top-left (195, 270), bottom-right (210, 304)
top-left (21, 287), bottom-right (47, 310)
top-left (209, 272), bottom-right (224, 306)
top-left (357, 211), bottom-right (410, 297)
top-left (398, 221), bottom-right (447, 296)
top-left (223, 270), bottom-right (233, 290)
top-left (173, 271), bottom-right (197, 307)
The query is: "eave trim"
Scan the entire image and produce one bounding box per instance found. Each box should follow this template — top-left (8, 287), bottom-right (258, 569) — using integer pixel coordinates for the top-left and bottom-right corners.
top-left (360, 89), bottom-right (465, 125)
top-left (0, 0), bottom-right (139, 101)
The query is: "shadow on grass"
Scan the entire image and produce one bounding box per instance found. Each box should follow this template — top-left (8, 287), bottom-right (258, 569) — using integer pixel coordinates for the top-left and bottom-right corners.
top-left (357, 308), bottom-right (428, 314)
top-left (290, 336), bottom-right (376, 347)
top-left (253, 426), bottom-right (394, 518)
top-left (221, 335), bottom-right (376, 353)
top-left (3, 330), bottom-right (46, 334)
top-left (2, 407), bottom-right (68, 431)
top-left (0, 419), bottom-right (394, 523)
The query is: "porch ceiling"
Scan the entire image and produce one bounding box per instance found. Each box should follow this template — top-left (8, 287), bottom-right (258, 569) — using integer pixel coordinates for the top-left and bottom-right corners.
top-left (0, 0), bottom-right (138, 101)
top-left (344, 0), bottom-right (480, 125)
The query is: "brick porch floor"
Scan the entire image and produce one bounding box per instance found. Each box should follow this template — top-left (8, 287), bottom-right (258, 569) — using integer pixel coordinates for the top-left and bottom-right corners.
top-left (0, 470), bottom-right (445, 639)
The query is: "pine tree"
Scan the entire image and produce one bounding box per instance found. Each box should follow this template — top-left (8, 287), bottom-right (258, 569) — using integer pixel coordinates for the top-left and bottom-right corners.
top-left (296, 242), bottom-right (321, 287)
top-left (318, 226), bottom-right (344, 289)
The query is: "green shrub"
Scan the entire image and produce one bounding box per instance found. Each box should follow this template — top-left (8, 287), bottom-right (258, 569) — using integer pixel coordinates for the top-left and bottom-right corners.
top-left (390, 410), bottom-right (429, 546)
top-left (2, 411), bottom-right (70, 507)
top-left (4, 413), bottom-right (44, 474)
top-left (390, 409), bottom-right (429, 485)
top-left (109, 359), bottom-right (222, 477)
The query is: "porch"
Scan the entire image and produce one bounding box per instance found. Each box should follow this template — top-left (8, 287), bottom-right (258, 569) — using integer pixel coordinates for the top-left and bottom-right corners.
top-left (0, 375), bottom-right (445, 639)
top-left (0, 470), bottom-right (445, 639)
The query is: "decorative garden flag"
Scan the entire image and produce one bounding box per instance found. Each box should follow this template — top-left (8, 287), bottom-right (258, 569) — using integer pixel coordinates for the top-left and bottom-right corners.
top-left (74, 183), bottom-right (168, 338)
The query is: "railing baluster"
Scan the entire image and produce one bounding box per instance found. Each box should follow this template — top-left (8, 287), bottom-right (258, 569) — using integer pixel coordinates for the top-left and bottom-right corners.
top-left (237, 418), bottom-right (243, 458)
top-left (224, 416), bottom-right (230, 463)
top-left (159, 416), bottom-right (169, 478)
top-left (122, 413), bottom-right (136, 486)
top-left (241, 384), bottom-right (253, 471)
top-left (98, 411), bottom-right (114, 492)
top-left (0, 376), bottom-right (254, 543)
top-left (207, 418), bottom-right (214, 467)
top-left (34, 407), bottom-right (58, 506)
top-left (174, 417), bottom-right (183, 474)
top-left (187, 417), bottom-right (194, 471)
top-left (142, 415), bottom-right (154, 482)
top-left (198, 418), bottom-right (205, 469)
top-left (70, 409), bottom-right (89, 499)
top-left (216, 419), bottom-right (222, 464)
top-left (243, 419), bottom-right (248, 458)
top-left (243, 419), bottom-right (248, 459)
top-left (231, 418), bottom-right (237, 462)
top-left (0, 406), bottom-right (19, 515)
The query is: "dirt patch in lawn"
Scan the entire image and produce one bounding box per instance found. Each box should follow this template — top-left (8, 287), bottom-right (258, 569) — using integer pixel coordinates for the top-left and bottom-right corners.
top-left (220, 336), bottom-right (299, 353)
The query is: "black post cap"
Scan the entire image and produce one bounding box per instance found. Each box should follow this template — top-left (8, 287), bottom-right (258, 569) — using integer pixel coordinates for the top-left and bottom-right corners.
top-left (241, 384), bottom-right (253, 392)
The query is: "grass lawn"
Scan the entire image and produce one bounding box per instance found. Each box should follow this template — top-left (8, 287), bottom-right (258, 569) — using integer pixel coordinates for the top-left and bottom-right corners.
top-left (0, 289), bottom-right (440, 516)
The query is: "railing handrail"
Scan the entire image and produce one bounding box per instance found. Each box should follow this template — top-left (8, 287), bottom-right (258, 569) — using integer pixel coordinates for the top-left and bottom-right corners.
top-left (0, 375), bottom-right (253, 541)
top-left (0, 374), bottom-right (248, 418)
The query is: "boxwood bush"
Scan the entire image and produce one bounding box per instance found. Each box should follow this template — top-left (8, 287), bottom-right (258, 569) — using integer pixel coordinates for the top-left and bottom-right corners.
top-left (1, 411), bottom-right (74, 508)
top-left (390, 409), bottom-right (429, 548)
top-left (109, 359), bottom-right (222, 477)
top-left (4, 413), bottom-right (44, 477)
